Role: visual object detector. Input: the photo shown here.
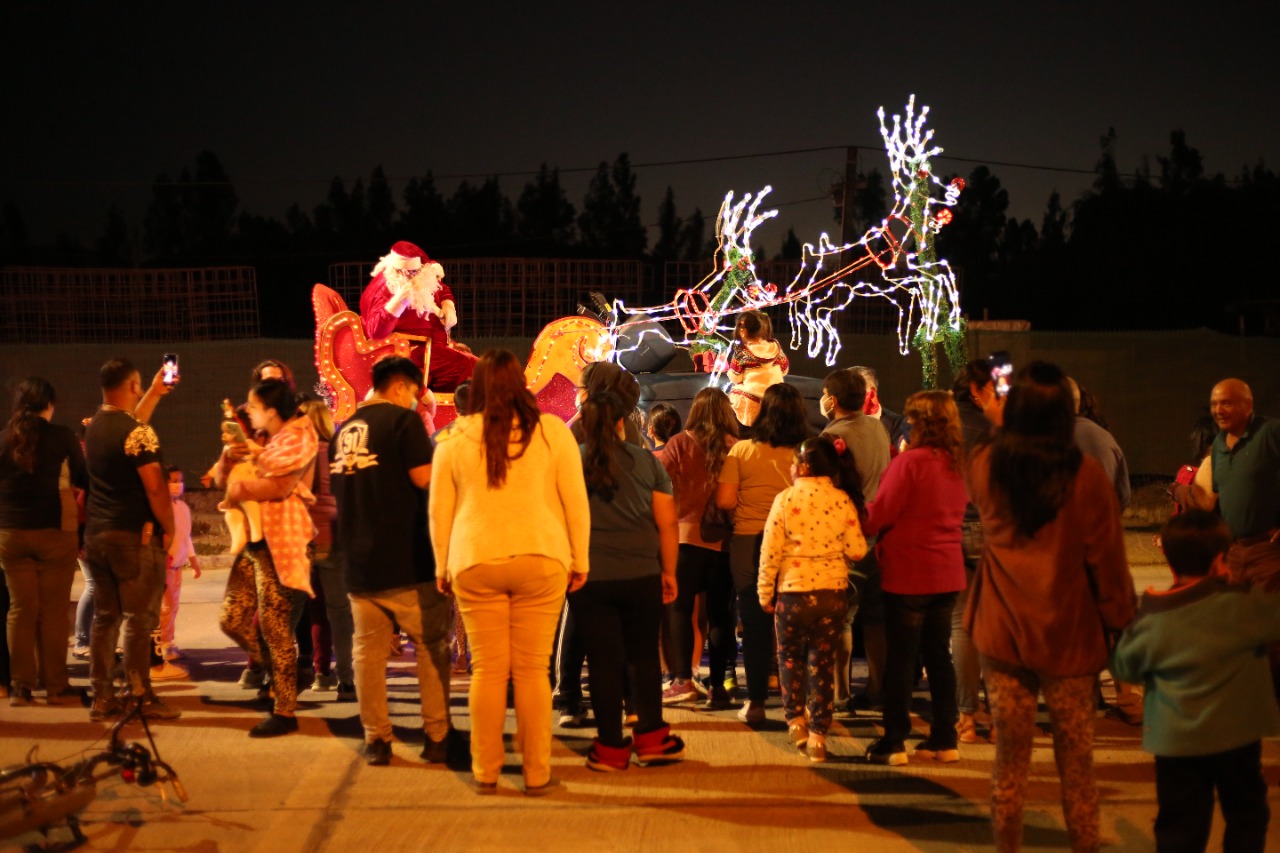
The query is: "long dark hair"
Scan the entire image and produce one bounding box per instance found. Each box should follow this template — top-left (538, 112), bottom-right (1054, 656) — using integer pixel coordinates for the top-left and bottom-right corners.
top-left (985, 361), bottom-right (1082, 538)
top-left (250, 378), bottom-right (300, 422)
top-left (751, 382), bottom-right (810, 449)
top-left (795, 434), bottom-right (865, 516)
top-left (686, 387), bottom-right (737, 477)
top-left (580, 391), bottom-right (627, 502)
top-left (646, 403), bottom-right (682, 445)
top-left (470, 349), bottom-right (542, 488)
top-left (3, 377), bottom-right (56, 473)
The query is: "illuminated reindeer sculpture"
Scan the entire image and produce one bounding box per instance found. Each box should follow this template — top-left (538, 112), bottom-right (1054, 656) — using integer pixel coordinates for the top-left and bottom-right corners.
top-left (604, 95), bottom-right (965, 386)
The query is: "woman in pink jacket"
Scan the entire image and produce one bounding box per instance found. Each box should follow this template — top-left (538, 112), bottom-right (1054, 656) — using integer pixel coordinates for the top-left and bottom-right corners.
top-left (864, 390), bottom-right (969, 767)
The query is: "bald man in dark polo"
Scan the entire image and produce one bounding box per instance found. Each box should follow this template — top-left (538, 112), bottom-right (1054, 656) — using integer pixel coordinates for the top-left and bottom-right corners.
top-left (1176, 378), bottom-right (1280, 588)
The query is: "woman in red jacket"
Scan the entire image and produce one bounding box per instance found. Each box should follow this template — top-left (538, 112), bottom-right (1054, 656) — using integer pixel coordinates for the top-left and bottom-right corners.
top-left (966, 362), bottom-right (1135, 853)
top-left (864, 390), bottom-right (969, 766)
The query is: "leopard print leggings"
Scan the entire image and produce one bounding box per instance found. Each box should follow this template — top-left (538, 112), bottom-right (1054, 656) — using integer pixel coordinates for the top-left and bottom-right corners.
top-left (219, 541), bottom-right (299, 716)
top-left (984, 665), bottom-right (1099, 853)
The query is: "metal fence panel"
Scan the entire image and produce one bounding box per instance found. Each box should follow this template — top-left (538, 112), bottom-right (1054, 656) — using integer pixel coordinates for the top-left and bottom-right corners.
top-left (0, 267), bottom-right (259, 343)
top-left (328, 258), bottom-right (650, 338)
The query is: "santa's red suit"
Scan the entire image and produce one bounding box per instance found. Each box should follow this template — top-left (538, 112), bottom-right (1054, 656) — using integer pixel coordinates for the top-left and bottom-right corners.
top-left (359, 241), bottom-right (478, 392)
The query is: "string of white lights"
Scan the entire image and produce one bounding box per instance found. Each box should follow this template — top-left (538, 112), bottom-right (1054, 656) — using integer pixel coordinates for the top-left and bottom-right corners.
top-left (602, 95), bottom-right (964, 378)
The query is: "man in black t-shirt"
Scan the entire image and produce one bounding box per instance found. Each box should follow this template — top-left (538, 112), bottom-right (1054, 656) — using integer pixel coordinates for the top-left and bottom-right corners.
top-left (330, 356), bottom-right (451, 766)
top-left (83, 358), bottom-right (179, 722)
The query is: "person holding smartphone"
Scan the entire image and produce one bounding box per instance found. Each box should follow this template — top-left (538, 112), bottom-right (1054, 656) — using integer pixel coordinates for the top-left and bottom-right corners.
top-left (950, 359), bottom-right (1002, 744)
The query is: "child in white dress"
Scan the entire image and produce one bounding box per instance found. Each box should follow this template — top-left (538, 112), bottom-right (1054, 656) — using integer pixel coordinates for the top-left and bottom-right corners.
top-left (726, 311), bottom-right (789, 428)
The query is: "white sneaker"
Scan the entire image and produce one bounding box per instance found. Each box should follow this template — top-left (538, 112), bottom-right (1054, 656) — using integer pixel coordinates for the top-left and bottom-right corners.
top-left (311, 673), bottom-right (338, 692)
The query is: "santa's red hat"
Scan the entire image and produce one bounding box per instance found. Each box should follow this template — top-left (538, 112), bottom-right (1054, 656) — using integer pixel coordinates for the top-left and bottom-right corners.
top-left (371, 241), bottom-right (445, 282)
top-left (372, 241), bottom-right (426, 278)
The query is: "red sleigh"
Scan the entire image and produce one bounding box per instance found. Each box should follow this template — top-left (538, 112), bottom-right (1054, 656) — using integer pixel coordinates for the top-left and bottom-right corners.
top-left (313, 284), bottom-right (612, 430)
top-left (312, 284), bottom-right (455, 428)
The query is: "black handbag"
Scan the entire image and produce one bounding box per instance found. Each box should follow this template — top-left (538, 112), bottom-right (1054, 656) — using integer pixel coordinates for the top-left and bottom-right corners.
top-left (699, 493), bottom-right (734, 542)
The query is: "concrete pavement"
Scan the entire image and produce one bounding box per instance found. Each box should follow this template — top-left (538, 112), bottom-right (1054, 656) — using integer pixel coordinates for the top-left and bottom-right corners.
top-left (2, 535), bottom-right (1278, 852)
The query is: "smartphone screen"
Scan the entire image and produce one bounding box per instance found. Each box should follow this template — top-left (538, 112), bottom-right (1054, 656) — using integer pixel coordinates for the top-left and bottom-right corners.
top-left (989, 351), bottom-right (1013, 398)
top-left (222, 419), bottom-right (247, 443)
top-left (162, 353), bottom-right (180, 387)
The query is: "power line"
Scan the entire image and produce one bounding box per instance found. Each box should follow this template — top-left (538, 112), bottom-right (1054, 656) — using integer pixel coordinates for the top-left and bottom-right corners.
top-left (428, 146), bottom-right (850, 179)
top-left (9, 143), bottom-right (1252, 191)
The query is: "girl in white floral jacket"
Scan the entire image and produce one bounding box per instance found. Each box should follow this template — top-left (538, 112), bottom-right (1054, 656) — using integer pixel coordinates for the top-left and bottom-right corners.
top-left (757, 435), bottom-right (867, 762)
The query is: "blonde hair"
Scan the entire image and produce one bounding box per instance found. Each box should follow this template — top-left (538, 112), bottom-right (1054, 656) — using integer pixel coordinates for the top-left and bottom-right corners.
top-left (904, 390), bottom-right (964, 473)
top-left (298, 399), bottom-right (335, 442)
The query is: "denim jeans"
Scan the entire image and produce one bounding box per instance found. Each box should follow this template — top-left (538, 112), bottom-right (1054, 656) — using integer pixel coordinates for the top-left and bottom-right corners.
top-left (315, 557), bottom-right (354, 684)
top-left (75, 558), bottom-right (94, 647)
top-left (85, 529), bottom-right (166, 695)
top-left (882, 591), bottom-right (959, 749)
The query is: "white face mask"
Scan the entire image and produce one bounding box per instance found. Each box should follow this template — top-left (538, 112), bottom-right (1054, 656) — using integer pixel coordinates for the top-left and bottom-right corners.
top-left (819, 393), bottom-right (834, 419)
top-left (169, 482), bottom-right (184, 499)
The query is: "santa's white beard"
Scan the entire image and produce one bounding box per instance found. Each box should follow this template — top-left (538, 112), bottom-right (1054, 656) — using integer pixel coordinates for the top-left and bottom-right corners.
top-left (386, 270), bottom-right (441, 317)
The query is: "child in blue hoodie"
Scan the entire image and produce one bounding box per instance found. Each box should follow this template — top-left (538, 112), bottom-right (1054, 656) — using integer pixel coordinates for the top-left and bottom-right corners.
top-left (1111, 510), bottom-right (1280, 852)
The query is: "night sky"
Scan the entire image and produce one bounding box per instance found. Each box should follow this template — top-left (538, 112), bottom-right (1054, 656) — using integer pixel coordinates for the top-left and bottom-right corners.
top-left (5, 1), bottom-right (1279, 257)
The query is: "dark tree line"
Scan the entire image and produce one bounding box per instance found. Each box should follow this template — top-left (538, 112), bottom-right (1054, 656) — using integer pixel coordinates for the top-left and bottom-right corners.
top-left (3, 130), bottom-right (1278, 337)
top-left (937, 129), bottom-right (1280, 333)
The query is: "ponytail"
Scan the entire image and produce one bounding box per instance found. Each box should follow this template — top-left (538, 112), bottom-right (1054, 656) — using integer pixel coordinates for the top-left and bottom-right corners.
top-left (2, 378), bottom-right (57, 473)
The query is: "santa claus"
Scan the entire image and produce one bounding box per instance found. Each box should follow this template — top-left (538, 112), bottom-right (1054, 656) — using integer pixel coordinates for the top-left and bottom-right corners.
top-left (359, 240), bottom-right (478, 392)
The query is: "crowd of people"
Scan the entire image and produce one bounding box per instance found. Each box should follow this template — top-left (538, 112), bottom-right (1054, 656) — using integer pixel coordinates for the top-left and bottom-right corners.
top-left (1, 342), bottom-right (1278, 852)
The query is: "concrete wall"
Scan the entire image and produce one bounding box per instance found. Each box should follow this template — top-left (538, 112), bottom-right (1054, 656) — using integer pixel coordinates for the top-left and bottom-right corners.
top-left (0, 338), bottom-right (532, 479)
top-left (2, 329), bottom-right (1276, 477)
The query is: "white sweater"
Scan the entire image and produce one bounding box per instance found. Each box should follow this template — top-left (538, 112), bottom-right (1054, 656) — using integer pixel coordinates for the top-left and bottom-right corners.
top-left (757, 477), bottom-right (868, 605)
top-left (429, 413), bottom-right (591, 580)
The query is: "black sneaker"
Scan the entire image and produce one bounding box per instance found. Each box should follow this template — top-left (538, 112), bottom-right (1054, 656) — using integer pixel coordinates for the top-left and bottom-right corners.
top-left (420, 733), bottom-right (448, 763)
top-left (249, 713), bottom-right (299, 738)
top-left (8, 686), bottom-right (33, 707)
top-left (865, 737), bottom-right (908, 766)
top-left (703, 684), bottom-right (734, 710)
top-left (336, 683), bottom-right (356, 702)
top-left (913, 738), bottom-right (960, 763)
top-left (365, 738), bottom-right (392, 766)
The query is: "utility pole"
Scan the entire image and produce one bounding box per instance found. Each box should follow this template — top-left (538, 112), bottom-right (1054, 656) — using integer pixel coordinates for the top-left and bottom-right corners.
top-left (839, 146), bottom-right (860, 248)
top-left (838, 147), bottom-right (866, 269)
